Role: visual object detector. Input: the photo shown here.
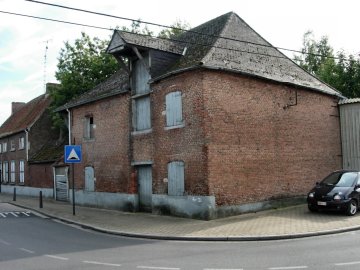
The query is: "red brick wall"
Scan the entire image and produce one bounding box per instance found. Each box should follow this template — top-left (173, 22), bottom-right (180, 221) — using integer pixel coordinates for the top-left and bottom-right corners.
top-left (28, 163), bottom-right (53, 188)
top-left (71, 94), bottom-right (132, 193)
top-left (150, 70), bottom-right (208, 195)
top-left (201, 70), bottom-right (342, 206)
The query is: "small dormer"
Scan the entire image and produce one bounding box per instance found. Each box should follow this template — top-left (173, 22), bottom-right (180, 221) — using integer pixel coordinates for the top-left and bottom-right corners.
top-left (106, 30), bottom-right (185, 91)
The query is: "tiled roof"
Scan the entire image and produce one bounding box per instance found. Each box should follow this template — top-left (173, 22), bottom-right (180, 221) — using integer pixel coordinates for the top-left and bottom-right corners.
top-left (56, 69), bottom-right (129, 111)
top-left (164, 12), bottom-right (341, 97)
top-left (0, 94), bottom-right (52, 138)
top-left (107, 31), bottom-right (184, 55)
top-left (29, 140), bottom-right (65, 163)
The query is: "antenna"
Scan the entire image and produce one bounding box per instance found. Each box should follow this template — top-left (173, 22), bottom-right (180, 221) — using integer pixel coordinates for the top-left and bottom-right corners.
top-left (42, 39), bottom-right (52, 93)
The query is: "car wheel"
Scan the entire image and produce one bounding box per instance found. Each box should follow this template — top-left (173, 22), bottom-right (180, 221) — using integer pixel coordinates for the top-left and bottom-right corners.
top-left (308, 205), bottom-right (317, 212)
top-left (346, 200), bottom-right (358, 216)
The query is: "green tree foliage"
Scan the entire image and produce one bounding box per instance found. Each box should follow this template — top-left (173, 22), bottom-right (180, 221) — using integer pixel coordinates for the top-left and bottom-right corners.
top-left (158, 19), bottom-right (191, 38)
top-left (50, 32), bottom-right (118, 130)
top-left (50, 20), bottom-right (191, 131)
top-left (294, 31), bottom-right (360, 98)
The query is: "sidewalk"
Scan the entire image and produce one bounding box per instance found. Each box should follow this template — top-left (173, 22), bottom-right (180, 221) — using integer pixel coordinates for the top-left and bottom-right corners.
top-left (2, 193), bottom-right (360, 241)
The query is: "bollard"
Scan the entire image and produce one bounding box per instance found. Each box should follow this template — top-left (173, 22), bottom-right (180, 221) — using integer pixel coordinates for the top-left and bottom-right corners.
top-left (39, 191), bottom-right (43, 208)
top-left (13, 187), bottom-right (16, 201)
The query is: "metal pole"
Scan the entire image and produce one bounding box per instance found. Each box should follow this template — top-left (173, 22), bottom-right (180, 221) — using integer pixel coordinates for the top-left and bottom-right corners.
top-left (72, 163), bottom-right (75, 215)
top-left (39, 191), bottom-right (43, 208)
top-left (13, 187), bottom-right (16, 201)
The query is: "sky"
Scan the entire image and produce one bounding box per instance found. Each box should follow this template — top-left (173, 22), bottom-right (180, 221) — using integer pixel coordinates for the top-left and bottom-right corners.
top-left (1, 0), bottom-right (360, 126)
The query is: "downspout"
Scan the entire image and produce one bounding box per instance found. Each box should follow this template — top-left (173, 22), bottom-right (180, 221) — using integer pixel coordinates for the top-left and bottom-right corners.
top-left (66, 108), bottom-right (71, 145)
top-left (25, 128), bottom-right (29, 161)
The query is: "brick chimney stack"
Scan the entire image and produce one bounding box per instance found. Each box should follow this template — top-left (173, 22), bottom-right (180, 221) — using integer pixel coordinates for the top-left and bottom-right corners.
top-left (12, 102), bottom-right (26, 114)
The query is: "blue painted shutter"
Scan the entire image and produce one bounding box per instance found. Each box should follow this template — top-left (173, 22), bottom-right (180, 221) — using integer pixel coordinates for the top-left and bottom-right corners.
top-left (166, 91), bottom-right (183, 127)
top-left (136, 96), bottom-right (151, 130)
top-left (168, 161), bottom-right (185, 196)
top-left (133, 59), bottom-right (150, 95)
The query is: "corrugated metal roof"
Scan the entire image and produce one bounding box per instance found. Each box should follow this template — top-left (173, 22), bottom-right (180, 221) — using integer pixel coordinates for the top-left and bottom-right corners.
top-left (338, 98), bottom-right (360, 105)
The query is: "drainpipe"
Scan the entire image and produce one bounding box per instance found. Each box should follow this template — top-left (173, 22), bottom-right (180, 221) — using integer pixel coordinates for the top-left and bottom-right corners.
top-left (66, 108), bottom-right (71, 145)
top-left (25, 128), bottom-right (29, 161)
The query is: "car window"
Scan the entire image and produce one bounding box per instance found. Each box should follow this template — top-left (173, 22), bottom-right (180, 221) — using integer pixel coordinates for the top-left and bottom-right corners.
top-left (322, 172), bottom-right (358, 187)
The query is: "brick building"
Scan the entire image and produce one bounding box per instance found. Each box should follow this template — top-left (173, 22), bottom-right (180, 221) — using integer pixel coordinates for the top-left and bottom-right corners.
top-left (57, 12), bottom-right (343, 219)
top-left (0, 84), bottom-right (63, 197)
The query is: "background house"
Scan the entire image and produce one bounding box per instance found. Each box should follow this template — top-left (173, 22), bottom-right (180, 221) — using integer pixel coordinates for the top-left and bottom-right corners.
top-left (58, 12), bottom-right (343, 219)
top-left (0, 84), bottom-right (62, 197)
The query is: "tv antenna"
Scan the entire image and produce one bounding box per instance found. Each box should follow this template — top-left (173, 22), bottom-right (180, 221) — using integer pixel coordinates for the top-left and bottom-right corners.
top-left (42, 39), bottom-right (52, 92)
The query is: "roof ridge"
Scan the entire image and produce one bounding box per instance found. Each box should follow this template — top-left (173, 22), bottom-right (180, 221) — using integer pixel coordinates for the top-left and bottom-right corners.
top-left (200, 12), bottom-right (234, 65)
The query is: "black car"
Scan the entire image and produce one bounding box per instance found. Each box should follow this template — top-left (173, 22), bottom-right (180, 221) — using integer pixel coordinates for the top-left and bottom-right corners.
top-left (307, 170), bottom-right (360, 216)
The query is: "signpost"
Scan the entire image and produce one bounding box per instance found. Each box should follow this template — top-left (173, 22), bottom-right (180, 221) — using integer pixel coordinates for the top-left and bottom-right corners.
top-left (64, 145), bottom-right (82, 215)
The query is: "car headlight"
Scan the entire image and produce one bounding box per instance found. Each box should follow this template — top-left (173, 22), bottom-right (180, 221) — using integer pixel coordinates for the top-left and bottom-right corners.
top-left (334, 194), bottom-right (342, 201)
top-left (308, 192), bottom-right (315, 198)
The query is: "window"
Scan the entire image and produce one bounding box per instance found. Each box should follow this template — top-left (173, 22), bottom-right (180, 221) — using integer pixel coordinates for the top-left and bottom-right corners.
top-left (134, 97), bottom-right (151, 131)
top-left (132, 58), bottom-right (150, 94)
top-left (168, 161), bottom-right (185, 196)
top-left (19, 137), bottom-right (25, 149)
top-left (10, 160), bottom-right (15, 183)
top-left (2, 142), bottom-right (7, 152)
top-left (10, 140), bottom-right (15, 151)
top-left (84, 116), bottom-right (95, 139)
top-left (0, 143), bottom-right (2, 153)
top-left (19, 160), bottom-right (25, 184)
top-left (0, 162), bottom-right (2, 182)
top-left (3, 161), bottom-right (8, 183)
top-left (166, 91), bottom-right (183, 128)
top-left (131, 55), bottom-right (152, 133)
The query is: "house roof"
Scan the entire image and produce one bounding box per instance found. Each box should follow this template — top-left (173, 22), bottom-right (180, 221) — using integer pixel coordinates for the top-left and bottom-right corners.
top-left (0, 94), bottom-right (52, 138)
top-left (29, 140), bottom-right (65, 164)
top-left (338, 98), bottom-right (360, 105)
top-left (56, 69), bottom-right (129, 111)
top-left (107, 12), bottom-right (341, 97)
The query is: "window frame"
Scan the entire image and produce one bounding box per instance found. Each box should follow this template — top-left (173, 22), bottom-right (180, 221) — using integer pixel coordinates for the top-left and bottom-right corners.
top-left (10, 160), bottom-right (16, 183)
top-left (3, 161), bottom-right (9, 183)
top-left (19, 137), bottom-right (25, 150)
top-left (84, 115), bottom-right (95, 140)
top-left (19, 160), bottom-right (25, 184)
top-left (165, 91), bottom-right (184, 129)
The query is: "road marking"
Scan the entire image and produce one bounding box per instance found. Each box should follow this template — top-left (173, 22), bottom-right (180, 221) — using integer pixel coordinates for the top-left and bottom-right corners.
top-left (0, 213), bottom-right (6, 218)
top-left (335, 261), bottom-right (360, 266)
top-left (44, 255), bottom-right (69, 261)
top-left (19, 248), bottom-right (35, 254)
top-left (9, 212), bottom-right (18, 217)
top-left (269, 267), bottom-right (308, 270)
top-left (83, 261), bottom-right (122, 267)
top-left (0, 239), bottom-right (10, 245)
top-left (204, 268), bottom-right (243, 270)
top-left (137, 266), bottom-right (180, 270)
top-left (22, 211), bottom-right (31, 217)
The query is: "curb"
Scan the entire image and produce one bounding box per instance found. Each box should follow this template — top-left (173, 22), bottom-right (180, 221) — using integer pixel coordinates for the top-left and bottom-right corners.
top-left (8, 201), bottom-right (360, 242)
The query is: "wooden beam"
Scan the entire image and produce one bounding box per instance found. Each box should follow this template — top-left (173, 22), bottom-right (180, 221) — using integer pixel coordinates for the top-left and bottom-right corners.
top-left (131, 46), bottom-right (150, 73)
top-left (114, 55), bottom-right (130, 75)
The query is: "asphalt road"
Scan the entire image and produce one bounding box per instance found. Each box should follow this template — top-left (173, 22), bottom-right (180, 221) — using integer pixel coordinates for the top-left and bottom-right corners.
top-left (1, 203), bottom-right (360, 270)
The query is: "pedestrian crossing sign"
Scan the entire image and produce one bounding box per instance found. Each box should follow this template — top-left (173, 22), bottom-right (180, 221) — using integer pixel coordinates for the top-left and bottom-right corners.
top-left (64, 145), bottom-right (82, 163)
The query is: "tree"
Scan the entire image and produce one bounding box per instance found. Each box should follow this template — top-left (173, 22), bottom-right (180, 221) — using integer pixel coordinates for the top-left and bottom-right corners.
top-left (50, 20), bottom-right (191, 131)
top-left (49, 32), bottom-right (118, 131)
top-left (294, 31), bottom-right (360, 98)
top-left (158, 19), bottom-right (191, 39)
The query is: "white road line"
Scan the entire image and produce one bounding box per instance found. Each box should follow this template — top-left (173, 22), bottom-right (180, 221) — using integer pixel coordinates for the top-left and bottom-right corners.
top-left (204, 268), bottom-right (243, 270)
top-left (44, 255), bottom-right (69, 261)
top-left (137, 266), bottom-right (180, 270)
top-left (335, 261), bottom-right (360, 266)
top-left (9, 212), bottom-right (18, 217)
top-left (22, 212), bottom-right (31, 217)
top-left (269, 266), bottom-right (308, 270)
top-left (0, 213), bottom-right (6, 218)
top-left (0, 239), bottom-right (10, 245)
top-left (83, 261), bottom-right (122, 267)
top-left (19, 248), bottom-right (35, 254)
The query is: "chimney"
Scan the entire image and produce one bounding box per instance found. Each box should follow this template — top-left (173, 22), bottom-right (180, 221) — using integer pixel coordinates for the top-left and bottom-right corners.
top-left (12, 102), bottom-right (26, 114)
